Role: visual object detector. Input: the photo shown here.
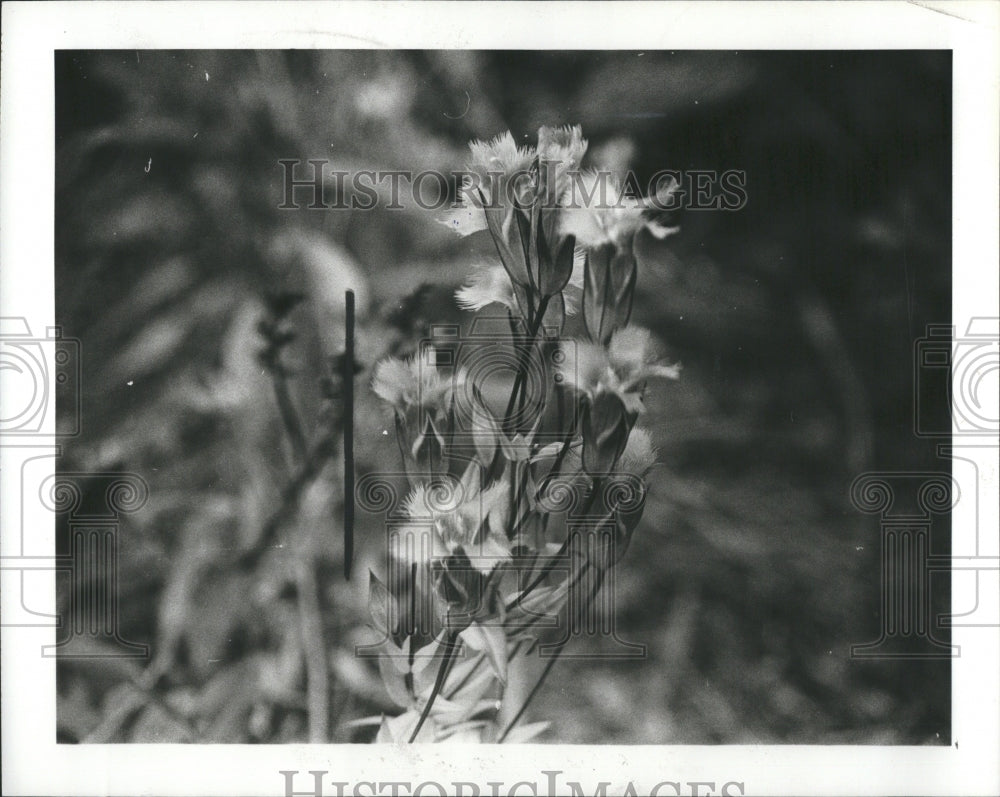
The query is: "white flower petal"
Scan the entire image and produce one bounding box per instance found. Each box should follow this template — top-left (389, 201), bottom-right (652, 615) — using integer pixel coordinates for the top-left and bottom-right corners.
top-left (372, 357), bottom-right (413, 407)
top-left (619, 427), bottom-right (658, 475)
top-left (537, 124), bottom-right (588, 169)
top-left (468, 131), bottom-right (534, 177)
top-left (455, 265), bottom-right (516, 312)
top-left (557, 339), bottom-right (611, 395)
top-left (608, 326), bottom-right (653, 371)
top-left (645, 219), bottom-right (681, 240)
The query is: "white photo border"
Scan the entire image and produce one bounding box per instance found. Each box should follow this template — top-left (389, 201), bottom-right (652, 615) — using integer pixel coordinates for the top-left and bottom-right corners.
top-left (2, 2), bottom-right (997, 796)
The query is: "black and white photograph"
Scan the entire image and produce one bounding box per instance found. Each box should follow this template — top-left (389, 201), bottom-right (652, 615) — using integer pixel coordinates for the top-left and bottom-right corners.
top-left (2, 3), bottom-right (998, 796)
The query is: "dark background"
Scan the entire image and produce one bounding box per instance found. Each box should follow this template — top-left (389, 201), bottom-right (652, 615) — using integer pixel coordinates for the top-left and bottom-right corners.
top-left (55, 49), bottom-right (951, 743)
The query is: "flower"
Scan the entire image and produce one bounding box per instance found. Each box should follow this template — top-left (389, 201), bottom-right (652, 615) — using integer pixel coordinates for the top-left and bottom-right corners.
top-left (396, 477), bottom-right (512, 575)
top-left (438, 131), bottom-right (534, 239)
top-left (467, 131), bottom-right (535, 180)
top-left (455, 264), bottom-right (518, 312)
top-left (558, 326), bottom-right (679, 415)
top-left (439, 128), bottom-right (586, 299)
top-left (536, 124), bottom-right (588, 173)
top-left (372, 355), bottom-right (459, 413)
top-left (560, 170), bottom-right (679, 250)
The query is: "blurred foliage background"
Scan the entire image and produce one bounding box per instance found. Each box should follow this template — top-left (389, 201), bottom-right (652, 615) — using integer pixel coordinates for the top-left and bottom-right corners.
top-left (55, 49), bottom-right (951, 744)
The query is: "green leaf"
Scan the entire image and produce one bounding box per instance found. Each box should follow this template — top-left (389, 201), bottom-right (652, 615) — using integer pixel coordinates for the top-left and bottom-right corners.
top-left (445, 660), bottom-right (498, 721)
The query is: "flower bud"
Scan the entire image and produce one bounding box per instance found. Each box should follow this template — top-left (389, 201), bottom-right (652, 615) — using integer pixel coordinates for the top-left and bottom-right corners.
top-left (582, 243), bottom-right (637, 345)
top-left (581, 391), bottom-right (633, 475)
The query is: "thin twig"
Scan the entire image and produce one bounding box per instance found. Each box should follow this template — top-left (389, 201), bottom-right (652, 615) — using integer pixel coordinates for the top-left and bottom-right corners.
top-left (236, 435), bottom-right (335, 570)
top-left (296, 553), bottom-right (330, 742)
top-left (271, 372), bottom-right (308, 465)
top-left (502, 295), bottom-right (550, 433)
top-left (343, 289), bottom-right (356, 580)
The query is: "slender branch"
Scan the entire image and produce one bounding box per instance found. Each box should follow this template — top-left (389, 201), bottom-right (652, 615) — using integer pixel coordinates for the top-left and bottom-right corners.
top-left (503, 294), bottom-right (550, 433)
top-left (271, 372), bottom-right (308, 465)
top-left (343, 289), bottom-right (356, 580)
top-left (237, 435), bottom-right (335, 569)
top-left (296, 552), bottom-right (329, 742)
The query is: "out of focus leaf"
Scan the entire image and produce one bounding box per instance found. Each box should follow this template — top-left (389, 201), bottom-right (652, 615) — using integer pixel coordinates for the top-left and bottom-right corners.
top-left (459, 623), bottom-right (508, 685)
top-left (377, 651), bottom-right (412, 709)
top-left (502, 720), bottom-right (551, 743)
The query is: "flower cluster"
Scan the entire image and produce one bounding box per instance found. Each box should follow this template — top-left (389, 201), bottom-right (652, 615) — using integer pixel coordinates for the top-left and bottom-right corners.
top-left (365, 125), bottom-right (680, 743)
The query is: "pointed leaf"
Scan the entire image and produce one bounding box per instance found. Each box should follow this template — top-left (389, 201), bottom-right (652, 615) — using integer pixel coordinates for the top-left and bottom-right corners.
top-left (368, 570), bottom-right (395, 636)
top-left (460, 623), bottom-right (508, 684)
top-left (446, 658), bottom-right (499, 717)
top-left (375, 714), bottom-right (395, 743)
top-left (470, 387), bottom-right (501, 467)
top-left (410, 629), bottom-right (450, 677)
top-left (386, 708), bottom-right (437, 743)
top-left (378, 651), bottom-right (413, 708)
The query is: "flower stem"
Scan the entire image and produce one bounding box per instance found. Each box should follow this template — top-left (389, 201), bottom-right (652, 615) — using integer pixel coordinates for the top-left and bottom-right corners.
top-left (270, 363), bottom-right (308, 465)
top-left (503, 294), bottom-right (550, 433)
top-left (408, 629), bottom-right (461, 743)
top-left (296, 552), bottom-right (329, 742)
